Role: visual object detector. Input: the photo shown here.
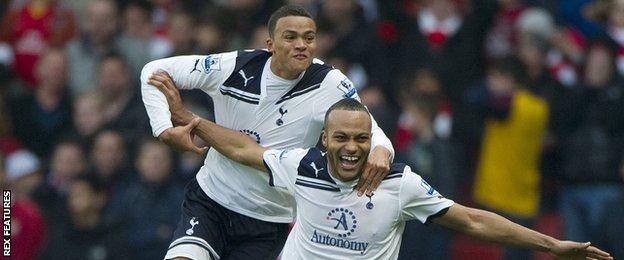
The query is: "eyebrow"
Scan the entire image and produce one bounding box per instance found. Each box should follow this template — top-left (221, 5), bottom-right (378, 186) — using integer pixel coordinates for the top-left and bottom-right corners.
top-left (282, 30), bottom-right (316, 35)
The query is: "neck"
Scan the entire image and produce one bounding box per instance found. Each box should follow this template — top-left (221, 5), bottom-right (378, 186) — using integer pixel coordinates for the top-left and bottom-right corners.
top-left (270, 59), bottom-right (301, 80)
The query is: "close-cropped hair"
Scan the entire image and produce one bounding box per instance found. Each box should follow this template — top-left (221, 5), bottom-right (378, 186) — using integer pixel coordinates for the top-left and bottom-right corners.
top-left (267, 5), bottom-right (312, 38)
top-left (323, 98), bottom-right (369, 128)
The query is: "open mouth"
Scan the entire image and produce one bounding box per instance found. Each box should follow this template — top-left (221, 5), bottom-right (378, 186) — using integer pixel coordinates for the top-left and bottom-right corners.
top-left (339, 155), bottom-right (360, 170)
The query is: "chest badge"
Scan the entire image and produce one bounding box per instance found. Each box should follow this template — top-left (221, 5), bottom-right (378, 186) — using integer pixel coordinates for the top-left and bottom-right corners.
top-left (326, 208), bottom-right (357, 237)
top-left (276, 106), bottom-right (288, 126)
top-left (366, 193), bottom-right (375, 210)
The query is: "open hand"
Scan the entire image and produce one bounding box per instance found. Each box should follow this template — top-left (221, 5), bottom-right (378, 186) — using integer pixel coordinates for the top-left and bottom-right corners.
top-left (551, 241), bottom-right (612, 260)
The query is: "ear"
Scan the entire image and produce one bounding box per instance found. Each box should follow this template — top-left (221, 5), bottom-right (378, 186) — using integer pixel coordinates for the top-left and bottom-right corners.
top-left (266, 38), bottom-right (273, 52)
top-left (321, 130), bottom-right (327, 148)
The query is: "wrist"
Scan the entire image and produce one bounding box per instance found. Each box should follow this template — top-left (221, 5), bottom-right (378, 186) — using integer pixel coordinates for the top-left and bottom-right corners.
top-left (172, 109), bottom-right (194, 126)
top-left (543, 237), bottom-right (558, 253)
top-left (158, 128), bottom-right (173, 142)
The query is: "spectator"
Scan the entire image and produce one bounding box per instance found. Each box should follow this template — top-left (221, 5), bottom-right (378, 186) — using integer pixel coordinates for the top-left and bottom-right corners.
top-left (0, 0), bottom-right (75, 88)
top-left (316, 0), bottom-right (386, 88)
top-left (89, 129), bottom-right (133, 198)
top-left (107, 139), bottom-right (183, 259)
top-left (196, 15), bottom-right (229, 53)
top-left (484, 0), bottom-right (527, 60)
top-left (516, 32), bottom-right (569, 211)
top-left (70, 91), bottom-right (106, 144)
top-left (96, 53), bottom-right (150, 147)
top-left (588, 0), bottom-right (624, 76)
top-left (4, 149), bottom-right (47, 260)
top-left (388, 0), bottom-right (498, 144)
top-left (118, 0), bottom-right (171, 76)
top-left (41, 175), bottom-right (127, 259)
top-left (557, 40), bottom-right (624, 249)
top-left (65, 0), bottom-right (120, 95)
top-left (8, 48), bottom-right (72, 158)
top-left (33, 140), bottom-right (87, 226)
top-left (166, 11), bottom-right (195, 56)
top-left (213, 0), bottom-right (282, 48)
top-left (396, 95), bottom-right (459, 260)
top-left (471, 57), bottom-right (549, 260)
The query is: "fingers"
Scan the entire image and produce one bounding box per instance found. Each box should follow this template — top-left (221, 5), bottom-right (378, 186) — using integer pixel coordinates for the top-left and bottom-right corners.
top-left (192, 145), bottom-right (209, 155)
top-left (149, 74), bottom-right (174, 91)
top-left (585, 246), bottom-right (612, 258)
top-left (366, 168), bottom-right (386, 195)
top-left (148, 72), bottom-right (177, 93)
top-left (356, 165), bottom-right (374, 196)
top-left (185, 117), bottom-right (201, 131)
top-left (585, 253), bottom-right (612, 260)
top-left (183, 118), bottom-right (207, 155)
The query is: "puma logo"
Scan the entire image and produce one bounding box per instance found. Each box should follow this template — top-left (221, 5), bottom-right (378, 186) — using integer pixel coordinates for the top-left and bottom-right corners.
top-left (238, 70), bottom-right (254, 87)
top-left (190, 59), bottom-right (201, 74)
top-left (186, 217), bottom-right (199, 235)
top-left (310, 162), bottom-right (324, 178)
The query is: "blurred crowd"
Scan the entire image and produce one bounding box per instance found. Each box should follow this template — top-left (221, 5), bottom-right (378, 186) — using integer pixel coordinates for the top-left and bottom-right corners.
top-left (0, 0), bottom-right (622, 259)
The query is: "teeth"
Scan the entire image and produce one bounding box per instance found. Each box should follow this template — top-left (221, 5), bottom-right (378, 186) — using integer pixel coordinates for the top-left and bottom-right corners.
top-left (340, 156), bottom-right (359, 162)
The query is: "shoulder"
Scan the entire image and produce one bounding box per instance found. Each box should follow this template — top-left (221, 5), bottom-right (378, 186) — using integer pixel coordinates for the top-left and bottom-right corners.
top-left (321, 68), bottom-right (358, 99)
top-left (384, 163), bottom-right (408, 181)
top-left (296, 148), bottom-right (335, 183)
top-left (230, 49), bottom-right (272, 71)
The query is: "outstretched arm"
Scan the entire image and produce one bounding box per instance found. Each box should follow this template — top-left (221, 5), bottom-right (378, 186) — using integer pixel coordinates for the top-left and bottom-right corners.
top-left (149, 72), bottom-right (268, 172)
top-left (433, 204), bottom-right (613, 259)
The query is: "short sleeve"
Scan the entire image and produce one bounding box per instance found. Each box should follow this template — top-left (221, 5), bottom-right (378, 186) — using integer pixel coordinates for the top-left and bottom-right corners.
top-left (262, 148), bottom-right (309, 194)
top-left (399, 169), bottom-right (454, 223)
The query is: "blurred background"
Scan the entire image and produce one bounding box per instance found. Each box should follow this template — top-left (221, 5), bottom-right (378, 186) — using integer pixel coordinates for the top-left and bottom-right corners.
top-left (0, 0), bottom-right (622, 259)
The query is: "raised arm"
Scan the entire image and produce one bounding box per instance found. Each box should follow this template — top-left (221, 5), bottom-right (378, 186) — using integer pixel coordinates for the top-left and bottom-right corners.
top-left (140, 52), bottom-right (236, 137)
top-left (433, 204), bottom-right (613, 259)
top-left (148, 71), bottom-right (268, 172)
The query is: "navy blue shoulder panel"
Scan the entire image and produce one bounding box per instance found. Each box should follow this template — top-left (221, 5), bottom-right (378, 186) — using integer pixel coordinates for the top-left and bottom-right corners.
top-left (383, 163), bottom-right (406, 180)
top-left (296, 148), bottom-right (336, 184)
top-left (276, 63), bottom-right (334, 104)
top-left (222, 50), bottom-right (271, 102)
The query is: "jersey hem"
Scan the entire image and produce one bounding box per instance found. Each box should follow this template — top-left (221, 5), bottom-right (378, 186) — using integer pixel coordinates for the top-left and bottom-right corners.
top-left (197, 176), bottom-right (294, 223)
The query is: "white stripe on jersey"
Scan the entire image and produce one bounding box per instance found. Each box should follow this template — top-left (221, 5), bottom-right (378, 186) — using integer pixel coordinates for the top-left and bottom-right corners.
top-left (219, 85), bottom-right (261, 101)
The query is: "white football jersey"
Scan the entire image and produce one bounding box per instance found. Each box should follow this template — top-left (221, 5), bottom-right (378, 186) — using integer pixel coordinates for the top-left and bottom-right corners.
top-left (262, 148), bottom-right (454, 259)
top-left (141, 50), bottom-right (394, 223)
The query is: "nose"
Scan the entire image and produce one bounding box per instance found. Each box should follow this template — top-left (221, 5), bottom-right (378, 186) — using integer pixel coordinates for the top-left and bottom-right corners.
top-left (294, 37), bottom-right (306, 50)
top-left (344, 141), bottom-right (358, 154)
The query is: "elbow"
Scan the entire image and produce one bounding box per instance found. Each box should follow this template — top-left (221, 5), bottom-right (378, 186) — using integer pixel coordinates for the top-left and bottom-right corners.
top-left (141, 59), bottom-right (168, 82)
top-left (141, 60), bottom-right (158, 80)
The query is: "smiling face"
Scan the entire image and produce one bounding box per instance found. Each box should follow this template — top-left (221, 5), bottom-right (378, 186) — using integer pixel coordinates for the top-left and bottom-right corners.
top-left (322, 109), bottom-right (372, 182)
top-left (267, 15), bottom-right (317, 79)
